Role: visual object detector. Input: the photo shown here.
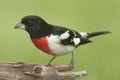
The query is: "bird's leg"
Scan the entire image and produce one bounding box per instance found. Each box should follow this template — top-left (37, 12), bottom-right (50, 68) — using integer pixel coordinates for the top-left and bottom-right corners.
top-left (70, 52), bottom-right (74, 68)
top-left (45, 56), bottom-right (56, 67)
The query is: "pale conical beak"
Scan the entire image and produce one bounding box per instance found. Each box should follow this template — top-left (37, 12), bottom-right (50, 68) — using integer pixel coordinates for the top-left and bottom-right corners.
top-left (14, 22), bottom-right (25, 29)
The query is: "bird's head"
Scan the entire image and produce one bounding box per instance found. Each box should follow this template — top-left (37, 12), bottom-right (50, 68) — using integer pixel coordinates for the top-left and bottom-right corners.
top-left (15, 15), bottom-right (47, 30)
top-left (15, 15), bottom-right (49, 38)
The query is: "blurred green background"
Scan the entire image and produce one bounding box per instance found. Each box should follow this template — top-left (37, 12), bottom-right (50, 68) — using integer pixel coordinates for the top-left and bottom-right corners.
top-left (0, 0), bottom-right (119, 80)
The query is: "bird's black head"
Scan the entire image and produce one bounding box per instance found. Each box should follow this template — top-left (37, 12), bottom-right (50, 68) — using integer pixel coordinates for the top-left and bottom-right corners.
top-left (21, 15), bottom-right (47, 28)
top-left (15, 15), bottom-right (51, 38)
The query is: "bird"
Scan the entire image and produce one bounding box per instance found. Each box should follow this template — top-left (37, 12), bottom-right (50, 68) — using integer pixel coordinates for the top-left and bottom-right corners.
top-left (14, 15), bottom-right (111, 67)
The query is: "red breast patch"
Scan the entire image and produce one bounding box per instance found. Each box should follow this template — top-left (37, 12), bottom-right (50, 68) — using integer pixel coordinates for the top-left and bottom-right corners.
top-left (32, 37), bottom-right (54, 55)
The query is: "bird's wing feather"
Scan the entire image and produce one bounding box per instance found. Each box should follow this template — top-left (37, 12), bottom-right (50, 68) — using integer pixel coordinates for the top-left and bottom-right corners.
top-left (50, 25), bottom-right (82, 46)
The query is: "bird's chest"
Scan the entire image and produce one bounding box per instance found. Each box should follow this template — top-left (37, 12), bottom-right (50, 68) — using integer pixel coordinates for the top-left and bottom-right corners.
top-left (31, 36), bottom-right (75, 56)
top-left (31, 37), bottom-right (54, 55)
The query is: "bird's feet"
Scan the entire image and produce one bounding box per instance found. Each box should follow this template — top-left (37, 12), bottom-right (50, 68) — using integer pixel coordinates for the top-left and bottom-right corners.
top-left (69, 58), bottom-right (74, 69)
top-left (44, 63), bottom-right (53, 67)
top-left (44, 57), bottom-right (55, 67)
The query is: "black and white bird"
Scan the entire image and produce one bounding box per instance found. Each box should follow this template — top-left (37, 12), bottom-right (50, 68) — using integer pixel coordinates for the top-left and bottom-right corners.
top-left (15, 15), bottom-right (111, 66)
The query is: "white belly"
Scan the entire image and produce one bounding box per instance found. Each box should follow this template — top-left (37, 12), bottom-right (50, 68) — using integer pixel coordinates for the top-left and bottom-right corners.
top-left (47, 35), bottom-right (75, 56)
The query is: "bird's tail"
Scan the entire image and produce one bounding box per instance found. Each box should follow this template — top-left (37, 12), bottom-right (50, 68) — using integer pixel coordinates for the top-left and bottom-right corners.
top-left (79, 31), bottom-right (111, 38)
top-left (87, 31), bottom-right (111, 38)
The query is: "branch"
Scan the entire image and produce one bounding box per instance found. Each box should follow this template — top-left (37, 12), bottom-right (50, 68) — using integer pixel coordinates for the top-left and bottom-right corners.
top-left (0, 62), bottom-right (87, 80)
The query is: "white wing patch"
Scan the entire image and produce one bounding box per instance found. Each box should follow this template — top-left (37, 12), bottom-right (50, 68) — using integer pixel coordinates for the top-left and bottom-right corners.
top-left (73, 38), bottom-right (81, 45)
top-left (79, 32), bottom-right (88, 38)
top-left (60, 30), bottom-right (70, 40)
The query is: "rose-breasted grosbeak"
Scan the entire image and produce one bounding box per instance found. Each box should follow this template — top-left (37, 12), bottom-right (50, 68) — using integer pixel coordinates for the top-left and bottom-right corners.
top-left (15, 15), bottom-right (110, 66)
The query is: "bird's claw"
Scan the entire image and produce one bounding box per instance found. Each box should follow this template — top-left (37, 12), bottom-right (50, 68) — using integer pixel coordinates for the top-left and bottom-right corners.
top-left (44, 63), bottom-right (53, 67)
top-left (69, 58), bottom-right (74, 69)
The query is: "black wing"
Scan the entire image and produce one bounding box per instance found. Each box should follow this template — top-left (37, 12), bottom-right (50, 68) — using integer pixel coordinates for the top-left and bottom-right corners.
top-left (49, 24), bottom-right (84, 46)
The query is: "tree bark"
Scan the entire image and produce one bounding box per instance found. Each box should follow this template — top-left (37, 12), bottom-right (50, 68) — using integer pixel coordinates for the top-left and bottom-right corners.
top-left (0, 62), bottom-right (87, 80)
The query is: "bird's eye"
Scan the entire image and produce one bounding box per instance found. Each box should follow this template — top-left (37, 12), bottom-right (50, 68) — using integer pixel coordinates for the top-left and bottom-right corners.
top-left (27, 20), bottom-right (34, 25)
top-left (22, 20), bottom-right (33, 26)
top-left (22, 20), bottom-right (35, 27)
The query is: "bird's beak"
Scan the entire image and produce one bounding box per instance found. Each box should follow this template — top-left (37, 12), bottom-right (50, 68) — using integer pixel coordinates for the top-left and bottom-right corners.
top-left (14, 22), bottom-right (25, 29)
